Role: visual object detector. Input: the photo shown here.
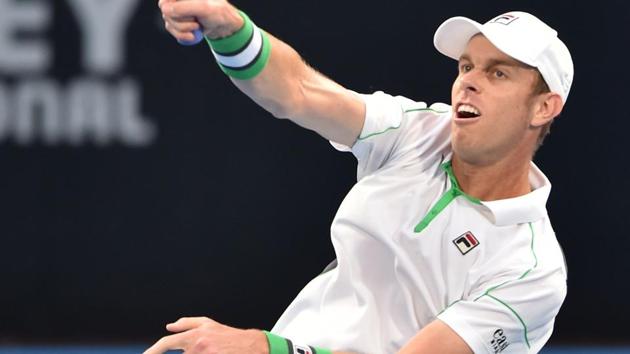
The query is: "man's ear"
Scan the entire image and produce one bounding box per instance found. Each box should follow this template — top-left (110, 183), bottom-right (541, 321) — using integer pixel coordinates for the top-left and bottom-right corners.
top-left (531, 92), bottom-right (563, 127)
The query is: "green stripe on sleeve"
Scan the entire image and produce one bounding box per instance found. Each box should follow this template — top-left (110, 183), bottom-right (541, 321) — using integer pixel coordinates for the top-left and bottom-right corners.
top-left (472, 222), bottom-right (539, 348)
top-left (486, 293), bottom-right (531, 348)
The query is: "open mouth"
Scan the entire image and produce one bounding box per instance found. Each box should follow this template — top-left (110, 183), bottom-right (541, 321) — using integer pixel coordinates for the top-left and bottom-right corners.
top-left (456, 104), bottom-right (481, 119)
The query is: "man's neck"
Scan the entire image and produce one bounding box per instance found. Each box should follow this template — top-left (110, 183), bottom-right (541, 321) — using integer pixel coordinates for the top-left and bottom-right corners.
top-left (451, 153), bottom-right (532, 201)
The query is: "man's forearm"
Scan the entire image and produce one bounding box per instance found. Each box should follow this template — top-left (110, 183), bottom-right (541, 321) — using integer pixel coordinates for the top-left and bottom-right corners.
top-left (230, 33), bottom-right (312, 120)
top-left (230, 30), bottom-right (364, 147)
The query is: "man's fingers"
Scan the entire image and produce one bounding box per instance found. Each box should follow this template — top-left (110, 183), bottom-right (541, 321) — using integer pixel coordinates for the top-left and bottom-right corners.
top-left (159, 0), bottom-right (202, 42)
top-left (143, 332), bottom-right (188, 354)
top-left (164, 18), bottom-right (200, 33)
top-left (163, 1), bottom-right (214, 21)
top-left (157, 0), bottom-right (176, 11)
top-left (164, 22), bottom-right (198, 42)
top-left (167, 317), bottom-right (214, 332)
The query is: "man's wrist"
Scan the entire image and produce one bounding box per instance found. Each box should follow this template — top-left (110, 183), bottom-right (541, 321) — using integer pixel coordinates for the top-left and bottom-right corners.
top-left (248, 329), bottom-right (270, 354)
top-left (205, 10), bottom-right (253, 53)
top-left (205, 10), bottom-right (271, 80)
top-left (206, 6), bottom-right (245, 39)
top-left (263, 331), bottom-right (333, 354)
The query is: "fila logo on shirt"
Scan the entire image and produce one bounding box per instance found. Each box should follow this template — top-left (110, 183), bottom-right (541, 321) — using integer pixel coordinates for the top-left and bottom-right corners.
top-left (490, 13), bottom-right (519, 25)
top-left (452, 231), bottom-right (480, 255)
top-left (490, 328), bottom-right (510, 353)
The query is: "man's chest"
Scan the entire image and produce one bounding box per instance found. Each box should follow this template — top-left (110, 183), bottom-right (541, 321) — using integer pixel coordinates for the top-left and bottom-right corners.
top-left (331, 164), bottom-right (527, 305)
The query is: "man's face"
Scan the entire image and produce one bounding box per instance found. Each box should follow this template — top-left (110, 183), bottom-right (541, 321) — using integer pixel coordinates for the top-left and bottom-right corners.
top-left (450, 34), bottom-right (540, 165)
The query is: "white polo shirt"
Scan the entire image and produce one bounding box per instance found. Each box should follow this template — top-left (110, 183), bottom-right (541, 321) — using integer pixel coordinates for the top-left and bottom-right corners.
top-left (271, 91), bottom-right (568, 354)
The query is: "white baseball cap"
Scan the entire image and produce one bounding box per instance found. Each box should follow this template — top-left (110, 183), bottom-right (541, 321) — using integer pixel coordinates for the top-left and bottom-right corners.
top-left (434, 11), bottom-right (574, 103)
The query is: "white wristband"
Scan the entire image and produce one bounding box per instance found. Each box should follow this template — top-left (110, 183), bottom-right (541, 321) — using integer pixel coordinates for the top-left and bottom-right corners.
top-left (211, 25), bottom-right (263, 69)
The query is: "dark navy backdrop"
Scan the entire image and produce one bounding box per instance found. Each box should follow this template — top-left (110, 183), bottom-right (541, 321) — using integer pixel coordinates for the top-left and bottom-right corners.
top-left (0, 0), bottom-right (627, 345)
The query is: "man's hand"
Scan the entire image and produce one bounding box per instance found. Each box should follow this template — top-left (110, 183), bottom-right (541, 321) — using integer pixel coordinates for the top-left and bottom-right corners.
top-left (143, 316), bottom-right (268, 354)
top-left (158, 0), bottom-right (244, 42)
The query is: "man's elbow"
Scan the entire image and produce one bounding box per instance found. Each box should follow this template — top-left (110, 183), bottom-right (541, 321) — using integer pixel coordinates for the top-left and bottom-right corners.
top-left (265, 88), bottom-right (307, 120)
top-left (266, 101), bottom-right (294, 119)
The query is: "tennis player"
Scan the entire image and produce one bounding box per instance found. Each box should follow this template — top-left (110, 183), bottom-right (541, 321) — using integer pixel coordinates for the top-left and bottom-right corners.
top-left (146, 1), bottom-right (572, 353)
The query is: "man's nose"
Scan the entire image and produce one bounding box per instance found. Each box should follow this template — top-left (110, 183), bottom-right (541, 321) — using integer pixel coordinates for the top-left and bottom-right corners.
top-left (459, 72), bottom-right (481, 93)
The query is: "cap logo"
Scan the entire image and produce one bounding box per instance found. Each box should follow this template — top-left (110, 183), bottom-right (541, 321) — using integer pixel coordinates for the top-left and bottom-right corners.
top-left (489, 14), bottom-right (519, 25)
top-left (453, 231), bottom-right (480, 255)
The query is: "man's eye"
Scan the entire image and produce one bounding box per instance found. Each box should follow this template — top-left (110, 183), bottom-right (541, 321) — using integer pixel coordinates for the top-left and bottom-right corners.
top-left (495, 70), bottom-right (506, 78)
top-left (461, 64), bottom-right (472, 72)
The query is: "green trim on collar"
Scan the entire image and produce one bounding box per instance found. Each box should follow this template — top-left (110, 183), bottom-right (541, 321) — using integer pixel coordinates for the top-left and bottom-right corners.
top-left (414, 187), bottom-right (459, 233)
top-left (440, 160), bottom-right (481, 205)
top-left (414, 160), bottom-right (480, 233)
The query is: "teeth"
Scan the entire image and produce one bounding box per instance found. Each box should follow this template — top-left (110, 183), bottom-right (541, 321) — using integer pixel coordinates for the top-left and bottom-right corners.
top-left (457, 104), bottom-right (480, 115)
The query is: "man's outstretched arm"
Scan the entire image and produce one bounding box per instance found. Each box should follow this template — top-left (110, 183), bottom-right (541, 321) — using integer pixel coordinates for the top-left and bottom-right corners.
top-left (159, 0), bottom-right (365, 147)
top-left (143, 317), bottom-right (472, 354)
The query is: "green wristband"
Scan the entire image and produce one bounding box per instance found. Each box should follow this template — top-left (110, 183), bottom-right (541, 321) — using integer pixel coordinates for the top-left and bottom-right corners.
top-left (205, 10), bottom-right (271, 80)
top-left (263, 331), bottom-right (333, 354)
top-left (217, 30), bottom-right (271, 80)
top-left (205, 11), bottom-right (254, 54)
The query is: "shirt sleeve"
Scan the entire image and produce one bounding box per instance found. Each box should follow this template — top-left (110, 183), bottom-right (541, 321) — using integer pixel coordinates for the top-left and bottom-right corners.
top-left (330, 91), bottom-right (452, 181)
top-left (437, 266), bottom-right (567, 354)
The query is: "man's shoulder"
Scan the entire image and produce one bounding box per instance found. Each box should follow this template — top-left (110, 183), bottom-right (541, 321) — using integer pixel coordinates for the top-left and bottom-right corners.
top-left (360, 90), bottom-right (452, 117)
top-left (402, 101), bottom-right (452, 117)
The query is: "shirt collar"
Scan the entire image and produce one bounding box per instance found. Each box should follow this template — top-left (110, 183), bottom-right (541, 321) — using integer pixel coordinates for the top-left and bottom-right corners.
top-left (441, 156), bottom-right (551, 226)
top-left (480, 162), bottom-right (551, 226)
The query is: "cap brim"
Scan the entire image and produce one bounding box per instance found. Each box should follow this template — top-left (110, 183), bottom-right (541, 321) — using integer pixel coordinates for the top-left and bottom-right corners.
top-left (434, 17), bottom-right (484, 61)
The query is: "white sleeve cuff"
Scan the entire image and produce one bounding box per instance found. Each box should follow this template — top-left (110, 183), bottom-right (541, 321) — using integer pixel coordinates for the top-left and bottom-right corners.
top-left (438, 310), bottom-right (490, 354)
top-left (329, 91), bottom-right (404, 154)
